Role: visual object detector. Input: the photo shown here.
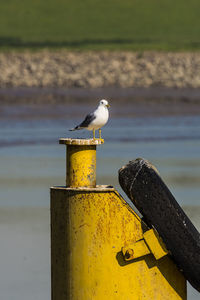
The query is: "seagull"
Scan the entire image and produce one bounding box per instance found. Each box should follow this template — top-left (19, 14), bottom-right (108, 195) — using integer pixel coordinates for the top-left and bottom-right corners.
top-left (69, 99), bottom-right (110, 139)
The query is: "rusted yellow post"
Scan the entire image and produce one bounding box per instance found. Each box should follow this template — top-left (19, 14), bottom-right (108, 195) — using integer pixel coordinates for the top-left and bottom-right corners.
top-left (51, 138), bottom-right (186, 300)
top-left (59, 138), bottom-right (103, 187)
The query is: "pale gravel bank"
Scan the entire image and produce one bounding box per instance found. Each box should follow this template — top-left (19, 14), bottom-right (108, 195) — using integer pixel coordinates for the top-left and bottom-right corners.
top-left (1, 51), bottom-right (200, 89)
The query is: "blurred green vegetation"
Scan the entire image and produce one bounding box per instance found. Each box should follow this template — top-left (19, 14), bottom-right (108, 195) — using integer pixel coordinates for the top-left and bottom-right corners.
top-left (0, 0), bottom-right (200, 51)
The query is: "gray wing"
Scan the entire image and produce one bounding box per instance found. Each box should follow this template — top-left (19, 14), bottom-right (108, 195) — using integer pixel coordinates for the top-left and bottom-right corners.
top-left (78, 112), bottom-right (96, 128)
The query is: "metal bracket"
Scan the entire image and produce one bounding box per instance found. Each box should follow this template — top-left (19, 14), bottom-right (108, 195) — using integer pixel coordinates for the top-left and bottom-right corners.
top-left (122, 228), bottom-right (169, 261)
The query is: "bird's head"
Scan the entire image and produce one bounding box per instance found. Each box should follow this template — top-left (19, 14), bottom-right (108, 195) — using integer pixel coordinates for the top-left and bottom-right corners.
top-left (99, 99), bottom-right (110, 108)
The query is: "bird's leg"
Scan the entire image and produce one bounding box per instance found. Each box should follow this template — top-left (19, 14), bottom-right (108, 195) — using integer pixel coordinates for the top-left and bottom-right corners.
top-left (93, 129), bottom-right (96, 140)
top-left (99, 128), bottom-right (102, 139)
top-left (99, 128), bottom-right (104, 143)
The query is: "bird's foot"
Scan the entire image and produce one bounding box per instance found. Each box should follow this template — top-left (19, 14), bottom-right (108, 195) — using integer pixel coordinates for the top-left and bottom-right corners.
top-left (91, 137), bottom-right (104, 143)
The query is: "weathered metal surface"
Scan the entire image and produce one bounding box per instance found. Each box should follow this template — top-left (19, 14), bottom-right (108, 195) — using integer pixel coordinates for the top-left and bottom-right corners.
top-left (59, 138), bottom-right (104, 145)
top-left (60, 138), bottom-right (104, 188)
top-left (51, 185), bottom-right (115, 192)
top-left (122, 239), bottom-right (151, 261)
top-left (144, 229), bottom-right (169, 260)
top-left (51, 187), bottom-right (186, 300)
top-left (122, 228), bottom-right (169, 261)
top-left (66, 144), bottom-right (96, 187)
top-left (51, 140), bottom-right (186, 299)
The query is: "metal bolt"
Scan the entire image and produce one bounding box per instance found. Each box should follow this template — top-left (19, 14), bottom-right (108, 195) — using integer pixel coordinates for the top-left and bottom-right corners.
top-left (125, 248), bottom-right (134, 260)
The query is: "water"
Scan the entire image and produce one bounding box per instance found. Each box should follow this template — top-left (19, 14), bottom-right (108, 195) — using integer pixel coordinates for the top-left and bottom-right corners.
top-left (0, 100), bottom-right (200, 299)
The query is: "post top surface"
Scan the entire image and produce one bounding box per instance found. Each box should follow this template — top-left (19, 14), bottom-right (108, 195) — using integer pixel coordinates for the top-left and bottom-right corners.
top-left (59, 138), bottom-right (104, 145)
top-left (51, 185), bottom-right (114, 191)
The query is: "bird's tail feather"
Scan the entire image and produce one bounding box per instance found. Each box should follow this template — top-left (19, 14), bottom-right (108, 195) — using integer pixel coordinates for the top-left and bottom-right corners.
top-left (69, 126), bottom-right (83, 131)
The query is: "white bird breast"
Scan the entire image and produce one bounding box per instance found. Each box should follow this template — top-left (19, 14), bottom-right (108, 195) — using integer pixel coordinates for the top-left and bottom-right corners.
top-left (87, 106), bottom-right (109, 130)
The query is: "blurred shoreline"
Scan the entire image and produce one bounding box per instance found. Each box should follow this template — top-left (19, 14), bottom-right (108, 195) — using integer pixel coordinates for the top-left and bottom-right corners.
top-left (1, 51), bottom-right (200, 90)
top-left (0, 89), bottom-right (200, 121)
top-left (0, 86), bottom-right (200, 105)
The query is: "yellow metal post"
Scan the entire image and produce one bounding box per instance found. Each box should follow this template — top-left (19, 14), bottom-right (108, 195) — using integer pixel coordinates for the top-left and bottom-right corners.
top-left (51, 138), bottom-right (186, 300)
top-left (59, 138), bottom-right (104, 187)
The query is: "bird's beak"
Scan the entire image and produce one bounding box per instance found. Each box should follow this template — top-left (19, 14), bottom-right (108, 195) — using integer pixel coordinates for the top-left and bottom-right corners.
top-left (106, 104), bottom-right (110, 108)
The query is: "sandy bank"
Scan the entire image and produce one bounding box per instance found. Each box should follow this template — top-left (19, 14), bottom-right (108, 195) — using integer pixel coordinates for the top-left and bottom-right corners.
top-left (1, 51), bottom-right (200, 89)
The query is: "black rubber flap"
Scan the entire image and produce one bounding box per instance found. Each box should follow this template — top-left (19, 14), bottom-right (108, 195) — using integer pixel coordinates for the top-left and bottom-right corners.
top-left (119, 158), bottom-right (200, 292)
